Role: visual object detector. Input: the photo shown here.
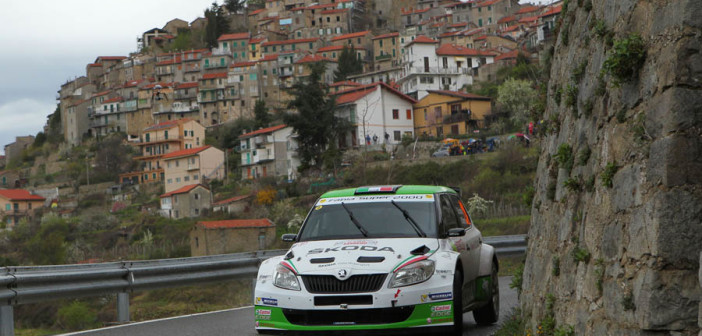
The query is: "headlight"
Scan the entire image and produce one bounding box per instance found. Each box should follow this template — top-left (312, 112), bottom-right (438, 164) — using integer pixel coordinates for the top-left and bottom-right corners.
top-left (389, 259), bottom-right (435, 288)
top-left (273, 263), bottom-right (301, 291)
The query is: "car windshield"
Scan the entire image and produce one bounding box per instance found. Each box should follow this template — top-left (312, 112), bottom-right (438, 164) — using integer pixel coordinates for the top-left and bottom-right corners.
top-left (298, 198), bottom-right (437, 241)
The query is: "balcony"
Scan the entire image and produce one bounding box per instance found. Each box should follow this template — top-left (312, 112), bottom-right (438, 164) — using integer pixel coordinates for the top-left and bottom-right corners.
top-left (375, 54), bottom-right (392, 61)
top-left (174, 91), bottom-right (198, 100)
top-left (198, 91), bottom-right (225, 103)
top-left (187, 163), bottom-right (200, 171)
top-left (203, 62), bottom-right (229, 69)
top-left (408, 67), bottom-right (470, 75)
top-left (253, 151), bottom-right (270, 162)
top-left (172, 103), bottom-right (199, 113)
top-left (443, 110), bottom-right (471, 124)
top-left (184, 65), bottom-right (201, 72)
top-left (135, 135), bottom-right (184, 145)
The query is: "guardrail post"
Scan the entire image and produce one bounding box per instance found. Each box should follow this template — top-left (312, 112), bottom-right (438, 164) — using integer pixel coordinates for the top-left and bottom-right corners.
top-left (117, 292), bottom-right (129, 323)
top-left (0, 305), bottom-right (14, 336)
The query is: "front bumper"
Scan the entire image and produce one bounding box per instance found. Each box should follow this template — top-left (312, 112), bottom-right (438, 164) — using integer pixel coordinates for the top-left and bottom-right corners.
top-left (254, 300), bottom-right (454, 332)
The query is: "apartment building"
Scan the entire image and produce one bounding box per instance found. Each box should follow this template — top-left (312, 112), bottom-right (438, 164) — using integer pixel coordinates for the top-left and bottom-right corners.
top-left (198, 72), bottom-right (228, 126)
top-left (152, 82), bottom-right (200, 124)
top-left (239, 125), bottom-right (298, 180)
top-left (0, 189), bottom-right (45, 229)
top-left (217, 32), bottom-right (251, 62)
top-left (228, 61), bottom-right (260, 118)
top-left (372, 32), bottom-right (403, 70)
top-left (162, 146), bottom-right (225, 193)
top-left (413, 90), bottom-right (492, 137)
top-left (3, 137), bottom-right (34, 164)
top-left (119, 119), bottom-right (205, 185)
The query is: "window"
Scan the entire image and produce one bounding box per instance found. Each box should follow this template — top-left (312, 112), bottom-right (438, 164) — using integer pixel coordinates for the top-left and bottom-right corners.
top-left (176, 177), bottom-right (181, 182)
top-left (184, 176), bottom-right (190, 182)
top-left (175, 160), bottom-right (179, 167)
top-left (379, 40), bottom-right (383, 47)
top-left (223, 42), bottom-right (228, 48)
top-left (336, 16), bottom-right (340, 22)
top-left (167, 178), bottom-right (172, 184)
top-left (449, 195), bottom-right (472, 227)
top-left (332, 52), bottom-right (337, 58)
top-left (434, 106), bottom-right (442, 119)
top-left (424, 109), bottom-right (428, 120)
top-left (392, 109), bottom-right (399, 119)
top-left (440, 195), bottom-right (460, 231)
top-left (318, 28), bottom-right (324, 35)
top-left (393, 130), bottom-right (401, 141)
top-left (4, 204), bottom-right (9, 211)
top-left (479, 18), bottom-right (483, 27)
top-left (406, 109), bottom-right (412, 119)
top-left (194, 174), bottom-right (199, 180)
top-left (194, 193), bottom-right (200, 200)
top-left (326, 17), bottom-right (330, 22)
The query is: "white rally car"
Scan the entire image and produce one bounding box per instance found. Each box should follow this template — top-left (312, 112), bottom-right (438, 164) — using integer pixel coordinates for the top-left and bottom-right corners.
top-left (254, 185), bottom-right (499, 335)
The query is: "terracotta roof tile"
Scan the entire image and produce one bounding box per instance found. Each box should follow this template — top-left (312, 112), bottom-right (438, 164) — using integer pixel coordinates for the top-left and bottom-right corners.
top-left (329, 30), bottom-right (371, 41)
top-left (102, 97), bottom-right (123, 104)
top-left (436, 44), bottom-right (497, 56)
top-left (336, 88), bottom-right (374, 105)
top-left (239, 125), bottom-right (287, 139)
top-left (316, 45), bottom-right (365, 52)
top-left (197, 218), bottom-right (274, 229)
top-left (295, 54), bottom-right (333, 64)
top-left (321, 8), bottom-right (348, 14)
top-left (330, 81), bottom-right (362, 87)
top-left (202, 72), bottom-right (228, 80)
top-left (218, 32), bottom-right (251, 41)
top-left (425, 90), bottom-right (491, 100)
top-left (261, 38), bottom-right (318, 46)
top-left (407, 35), bottom-right (440, 46)
top-left (162, 146), bottom-right (212, 160)
top-left (498, 15), bottom-right (516, 24)
top-left (0, 189), bottom-right (45, 201)
top-left (160, 184), bottom-right (207, 198)
top-left (248, 9), bottom-right (265, 16)
top-left (144, 118), bottom-right (193, 131)
top-left (213, 194), bottom-right (251, 205)
top-left (515, 5), bottom-right (541, 14)
top-left (372, 32), bottom-right (400, 40)
top-left (539, 5), bottom-right (562, 17)
top-left (176, 82), bottom-right (199, 89)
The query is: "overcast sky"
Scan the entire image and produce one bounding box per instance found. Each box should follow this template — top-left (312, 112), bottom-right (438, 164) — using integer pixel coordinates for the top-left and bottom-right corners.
top-left (0, 0), bottom-right (550, 155)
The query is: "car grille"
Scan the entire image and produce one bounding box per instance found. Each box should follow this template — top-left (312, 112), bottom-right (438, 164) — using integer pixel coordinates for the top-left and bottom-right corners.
top-left (301, 274), bottom-right (387, 294)
top-left (282, 306), bottom-right (414, 325)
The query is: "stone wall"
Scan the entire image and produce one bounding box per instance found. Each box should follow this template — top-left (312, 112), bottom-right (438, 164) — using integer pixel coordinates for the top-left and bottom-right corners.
top-left (520, 1), bottom-right (701, 335)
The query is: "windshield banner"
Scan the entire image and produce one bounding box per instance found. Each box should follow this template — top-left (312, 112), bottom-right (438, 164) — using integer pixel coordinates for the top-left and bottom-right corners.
top-left (316, 195), bottom-right (434, 205)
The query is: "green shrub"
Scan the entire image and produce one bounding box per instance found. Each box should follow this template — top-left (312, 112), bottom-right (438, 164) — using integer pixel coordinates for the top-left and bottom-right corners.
top-left (563, 178), bottom-right (581, 192)
top-left (561, 23), bottom-right (570, 46)
top-left (594, 258), bottom-right (605, 295)
top-left (585, 175), bottom-right (596, 192)
top-left (602, 34), bottom-right (646, 85)
top-left (523, 186), bottom-right (535, 208)
top-left (577, 146), bottom-right (591, 166)
top-left (601, 162), bottom-right (618, 188)
top-left (555, 325), bottom-right (576, 336)
top-left (554, 87), bottom-right (563, 105)
top-left (552, 256), bottom-right (560, 276)
top-left (572, 246), bottom-right (591, 263)
top-left (494, 308), bottom-right (526, 336)
top-left (554, 144), bottom-right (574, 173)
top-left (595, 74), bottom-right (607, 96)
top-left (616, 108), bottom-right (627, 123)
top-left (571, 60), bottom-right (588, 82)
top-left (565, 84), bottom-right (579, 109)
top-left (593, 20), bottom-right (608, 37)
top-left (510, 263), bottom-right (524, 295)
top-left (57, 301), bottom-right (98, 330)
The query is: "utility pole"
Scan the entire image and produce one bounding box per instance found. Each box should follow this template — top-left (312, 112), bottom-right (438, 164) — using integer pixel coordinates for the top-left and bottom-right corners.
top-left (225, 149), bottom-right (229, 184)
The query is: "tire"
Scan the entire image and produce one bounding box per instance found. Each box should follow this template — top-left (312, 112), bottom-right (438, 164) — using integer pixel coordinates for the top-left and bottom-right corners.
top-left (473, 262), bottom-right (499, 325)
top-left (451, 269), bottom-right (464, 336)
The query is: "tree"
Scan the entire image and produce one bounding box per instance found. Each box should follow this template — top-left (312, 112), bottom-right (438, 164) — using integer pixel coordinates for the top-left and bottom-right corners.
top-left (254, 100), bottom-right (271, 129)
top-left (247, 0), bottom-right (265, 9)
top-left (285, 62), bottom-right (349, 171)
top-left (224, 0), bottom-right (246, 13)
top-left (204, 2), bottom-right (230, 49)
top-left (33, 132), bottom-right (47, 148)
top-left (93, 134), bottom-right (135, 183)
top-left (333, 45), bottom-right (363, 82)
top-left (497, 78), bottom-right (538, 126)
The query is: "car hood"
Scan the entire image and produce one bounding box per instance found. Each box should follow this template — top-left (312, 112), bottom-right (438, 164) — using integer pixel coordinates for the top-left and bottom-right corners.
top-left (283, 238), bottom-right (440, 275)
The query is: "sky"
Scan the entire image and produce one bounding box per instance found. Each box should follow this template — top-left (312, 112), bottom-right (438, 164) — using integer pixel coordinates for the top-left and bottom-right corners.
top-left (0, 0), bottom-right (551, 155)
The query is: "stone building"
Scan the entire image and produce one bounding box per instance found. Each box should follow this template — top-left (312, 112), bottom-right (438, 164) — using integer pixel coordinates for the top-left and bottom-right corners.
top-left (162, 145), bottom-right (225, 193)
top-left (159, 184), bottom-right (211, 219)
top-left (0, 189), bottom-right (45, 229)
top-left (4, 136), bottom-right (35, 165)
top-left (190, 218), bottom-right (276, 256)
top-left (413, 90), bottom-right (492, 137)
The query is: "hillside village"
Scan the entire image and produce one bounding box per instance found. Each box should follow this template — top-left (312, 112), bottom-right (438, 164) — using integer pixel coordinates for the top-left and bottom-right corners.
top-left (0, 0), bottom-right (558, 264)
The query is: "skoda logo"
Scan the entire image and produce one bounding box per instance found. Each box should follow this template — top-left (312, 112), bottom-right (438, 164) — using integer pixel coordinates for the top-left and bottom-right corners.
top-left (337, 269), bottom-right (348, 278)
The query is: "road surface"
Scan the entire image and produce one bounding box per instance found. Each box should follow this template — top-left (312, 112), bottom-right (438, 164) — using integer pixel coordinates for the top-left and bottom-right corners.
top-left (64, 276), bottom-right (517, 336)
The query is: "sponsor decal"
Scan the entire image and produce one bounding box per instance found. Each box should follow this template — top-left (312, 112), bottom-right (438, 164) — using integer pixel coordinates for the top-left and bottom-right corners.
top-left (435, 270), bottom-right (452, 274)
top-left (258, 322), bottom-right (275, 328)
top-left (427, 318), bottom-right (432, 324)
top-left (394, 289), bottom-right (401, 298)
top-left (429, 292), bottom-right (453, 301)
top-left (308, 246), bottom-right (395, 254)
top-left (431, 304), bottom-right (452, 312)
top-left (317, 195), bottom-right (433, 205)
top-left (255, 309), bottom-right (271, 316)
top-left (256, 297), bottom-right (278, 306)
top-left (420, 294), bottom-right (428, 303)
top-left (315, 205), bottom-right (323, 210)
top-left (319, 199), bottom-right (327, 203)
top-left (317, 263), bottom-right (336, 267)
top-left (430, 304), bottom-right (453, 317)
top-left (433, 317), bottom-right (452, 323)
top-left (258, 275), bottom-right (271, 280)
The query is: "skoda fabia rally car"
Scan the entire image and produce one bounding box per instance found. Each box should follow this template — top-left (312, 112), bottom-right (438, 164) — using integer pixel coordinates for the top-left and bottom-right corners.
top-left (254, 185), bottom-right (499, 334)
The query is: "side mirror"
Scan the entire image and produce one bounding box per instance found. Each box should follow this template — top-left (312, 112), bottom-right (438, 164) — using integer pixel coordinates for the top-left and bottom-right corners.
top-left (447, 228), bottom-right (466, 237)
top-left (281, 234), bottom-right (297, 242)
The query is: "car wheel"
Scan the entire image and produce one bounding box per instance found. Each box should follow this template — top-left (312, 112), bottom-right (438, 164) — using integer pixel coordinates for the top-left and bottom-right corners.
top-left (473, 262), bottom-right (499, 325)
top-left (451, 269), bottom-right (464, 336)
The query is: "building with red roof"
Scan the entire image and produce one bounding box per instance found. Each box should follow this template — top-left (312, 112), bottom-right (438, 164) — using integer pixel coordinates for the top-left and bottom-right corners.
top-left (162, 146), bottom-right (224, 193)
top-left (0, 189), bottom-right (45, 228)
top-left (119, 119), bottom-right (206, 186)
top-left (332, 82), bottom-right (416, 148)
top-left (159, 184), bottom-right (211, 219)
top-left (190, 218), bottom-right (276, 256)
top-left (212, 194), bottom-right (252, 214)
top-left (413, 90), bottom-right (492, 138)
top-left (239, 125), bottom-right (299, 181)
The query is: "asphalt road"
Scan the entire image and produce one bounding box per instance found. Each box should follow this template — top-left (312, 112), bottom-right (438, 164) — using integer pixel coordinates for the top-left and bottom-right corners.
top-left (63, 276), bottom-right (516, 336)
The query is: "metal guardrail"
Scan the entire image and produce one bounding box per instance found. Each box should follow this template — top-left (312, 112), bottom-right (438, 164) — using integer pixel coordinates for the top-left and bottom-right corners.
top-left (0, 235), bottom-right (525, 336)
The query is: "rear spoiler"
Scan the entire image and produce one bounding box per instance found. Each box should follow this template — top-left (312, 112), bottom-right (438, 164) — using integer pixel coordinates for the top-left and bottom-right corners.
top-left (449, 186), bottom-right (462, 197)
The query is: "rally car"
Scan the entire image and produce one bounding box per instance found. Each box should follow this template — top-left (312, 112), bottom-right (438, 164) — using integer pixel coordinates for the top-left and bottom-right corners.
top-left (254, 185), bottom-right (499, 335)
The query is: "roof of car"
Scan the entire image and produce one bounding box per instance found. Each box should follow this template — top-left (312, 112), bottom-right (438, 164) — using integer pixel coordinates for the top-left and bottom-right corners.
top-left (320, 185), bottom-right (457, 198)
